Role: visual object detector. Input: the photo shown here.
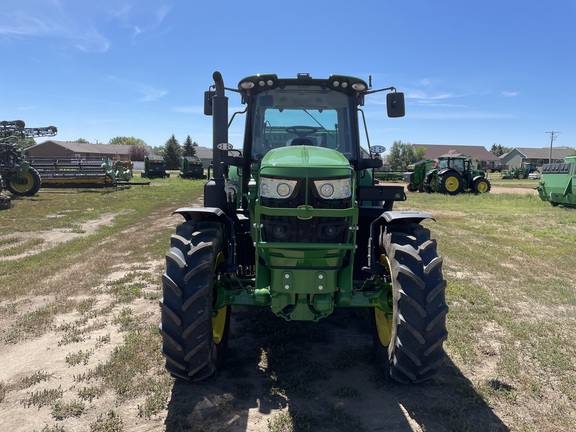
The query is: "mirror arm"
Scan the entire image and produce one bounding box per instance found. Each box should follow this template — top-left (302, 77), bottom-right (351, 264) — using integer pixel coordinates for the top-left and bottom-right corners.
top-left (363, 86), bottom-right (397, 95)
top-left (358, 108), bottom-right (371, 149)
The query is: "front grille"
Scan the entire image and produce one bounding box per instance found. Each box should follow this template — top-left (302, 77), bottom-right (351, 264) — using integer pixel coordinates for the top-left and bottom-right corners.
top-left (260, 179), bottom-right (351, 243)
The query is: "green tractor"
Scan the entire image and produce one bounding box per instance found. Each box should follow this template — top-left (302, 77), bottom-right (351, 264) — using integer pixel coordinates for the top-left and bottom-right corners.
top-left (1, 120), bottom-right (57, 199)
top-left (159, 72), bottom-right (448, 384)
top-left (404, 159), bottom-right (436, 192)
top-left (537, 156), bottom-right (576, 208)
top-left (179, 156), bottom-right (206, 179)
top-left (423, 155), bottom-right (490, 195)
top-left (501, 163), bottom-right (538, 180)
top-left (142, 155), bottom-right (170, 179)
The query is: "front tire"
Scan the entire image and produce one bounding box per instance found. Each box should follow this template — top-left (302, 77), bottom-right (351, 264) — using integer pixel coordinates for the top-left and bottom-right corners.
top-left (372, 223), bottom-right (448, 383)
top-left (159, 220), bottom-right (230, 381)
top-left (473, 177), bottom-right (491, 194)
top-left (6, 167), bottom-right (42, 196)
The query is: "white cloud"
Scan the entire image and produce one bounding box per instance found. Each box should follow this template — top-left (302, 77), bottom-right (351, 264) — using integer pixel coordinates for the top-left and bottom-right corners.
top-left (173, 106), bottom-right (203, 114)
top-left (105, 76), bottom-right (168, 102)
top-left (501, 91), bottom-right (518, 97)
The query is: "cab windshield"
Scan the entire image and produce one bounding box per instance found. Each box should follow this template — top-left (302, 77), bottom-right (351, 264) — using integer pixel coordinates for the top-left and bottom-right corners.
top-left (249, 86), bottom-right (355, 160)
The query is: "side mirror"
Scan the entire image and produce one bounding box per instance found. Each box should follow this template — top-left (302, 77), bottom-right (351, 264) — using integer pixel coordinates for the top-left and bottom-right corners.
top-left (386, 92), bottom-right (405, 118)
top-left (204, 90), bottom-right (216, 116)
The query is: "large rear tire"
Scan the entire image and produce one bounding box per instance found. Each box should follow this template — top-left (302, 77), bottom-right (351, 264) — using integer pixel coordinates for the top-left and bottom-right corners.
top-left (438, 171), bottom-right (463, 195)
top-left (372, 223), bottom-right (448, 383)
top-left (6, 167), bottom-right (42, 196)
top-left (159, 220), bottom-right (230, 381)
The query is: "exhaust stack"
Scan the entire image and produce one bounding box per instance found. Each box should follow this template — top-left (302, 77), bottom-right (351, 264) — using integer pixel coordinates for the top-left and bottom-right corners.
top-left (204, 71), bottom-right (229, 208)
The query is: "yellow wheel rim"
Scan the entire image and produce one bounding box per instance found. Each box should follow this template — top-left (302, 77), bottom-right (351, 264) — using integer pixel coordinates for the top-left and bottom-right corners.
top-left (477, 181), bottom-right (489, 193)
top-left (212, 251), bottom-right (226, 344)
top-left (212, 306), bottom-right (227, 344)
top-left (375, 255), bottom-right (394, 346)
top-left (9, 172), bottom-right (34, 194)
top-left (445, 176), bottom-right (460, 192)
top-left (375, 308), bottom-right (393, 346)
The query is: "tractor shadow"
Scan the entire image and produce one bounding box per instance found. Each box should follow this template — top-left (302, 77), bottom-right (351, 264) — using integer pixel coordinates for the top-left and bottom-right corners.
top-left (165, 307), bottom-right (509, 432)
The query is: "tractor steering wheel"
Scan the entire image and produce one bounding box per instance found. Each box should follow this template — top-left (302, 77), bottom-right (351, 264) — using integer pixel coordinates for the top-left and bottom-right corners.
top-left (285, 126), bottom-right (318, 138)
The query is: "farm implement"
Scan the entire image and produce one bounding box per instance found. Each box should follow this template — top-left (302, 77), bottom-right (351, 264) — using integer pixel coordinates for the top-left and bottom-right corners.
top-left (1, 120), bottom-right (57, 207)
top-left (29, 157), bottom-right (114, 188)
top-left (179, 156), bottom-right (206, 179)
top-left (537, 156), bottom-right (576, 208)
top-left (29, 157), bottom-right (147, 189)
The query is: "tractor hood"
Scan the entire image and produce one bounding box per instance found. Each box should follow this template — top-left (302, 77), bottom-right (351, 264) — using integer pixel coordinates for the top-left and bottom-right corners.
top-left (260, 146), bottom-right (352, 178)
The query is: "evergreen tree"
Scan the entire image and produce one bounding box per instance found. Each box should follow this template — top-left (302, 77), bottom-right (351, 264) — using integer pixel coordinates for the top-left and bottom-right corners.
top-left (182, 135), bottom-right (198, 157)
top-left (162, 135), bottom-right (182, 169)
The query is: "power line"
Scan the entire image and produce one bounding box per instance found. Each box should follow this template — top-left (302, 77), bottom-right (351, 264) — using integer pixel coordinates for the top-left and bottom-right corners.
top-left (545, 131), bottom-right (560, 163)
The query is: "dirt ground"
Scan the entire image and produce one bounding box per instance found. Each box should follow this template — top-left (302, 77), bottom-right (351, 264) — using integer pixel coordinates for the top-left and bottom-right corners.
top-left (0, 186), bottom-right (531, 432)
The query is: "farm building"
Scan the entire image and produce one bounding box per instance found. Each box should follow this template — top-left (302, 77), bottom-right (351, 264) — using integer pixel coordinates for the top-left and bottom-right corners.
top-left (412, 144), bottom-right (501, 170)
top-left (25, 141), bottom-right (132, 160)
top-left (500, 146), bottom-right (575, 169)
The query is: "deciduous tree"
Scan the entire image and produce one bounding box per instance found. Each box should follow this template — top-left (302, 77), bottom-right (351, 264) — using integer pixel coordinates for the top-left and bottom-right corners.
top-left (108, 136), bottom-right (147, 146)
top-left (387, 141), bottom-right (417, 170)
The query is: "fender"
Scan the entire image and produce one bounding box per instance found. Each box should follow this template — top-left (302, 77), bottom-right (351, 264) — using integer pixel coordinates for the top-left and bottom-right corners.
top-left (172, 206), bottom-right (227, 221)
top-left (172, 207), bottom-right (238, 271)
top-left (363, 210), bottom-right (436, 273)
top-left (437, 167), bottom-right (455, 176)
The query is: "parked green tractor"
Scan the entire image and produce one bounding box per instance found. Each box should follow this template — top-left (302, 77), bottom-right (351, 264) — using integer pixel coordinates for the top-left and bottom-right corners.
top-left (179, 156), bottom-right (206, 179)
top-left (159, 72), bottom-right (448, 384)
top-left (142, 156), bottom-right (170, 179)
top-left (537, 156), bottom-right (576, 208)
top-left (423, 155), bottom-right (490, 195)
top-left (404, 159), bottom-right (436, 192)
top-left (501, 163), bottom-right (538, 179)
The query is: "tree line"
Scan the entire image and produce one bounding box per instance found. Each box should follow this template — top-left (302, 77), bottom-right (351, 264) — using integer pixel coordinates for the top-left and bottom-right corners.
top-left (95, 135), bottom-right (200, 169)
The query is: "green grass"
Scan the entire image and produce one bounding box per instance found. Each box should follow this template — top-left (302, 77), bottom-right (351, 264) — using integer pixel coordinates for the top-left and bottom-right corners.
top-left (2, 177), bottom-right (576, 431)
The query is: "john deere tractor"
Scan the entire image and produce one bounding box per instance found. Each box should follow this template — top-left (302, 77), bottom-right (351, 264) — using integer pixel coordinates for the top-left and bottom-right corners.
top-left (159, 72), bottom-right (448, 384)
top-left (423, 155), bottom-right (490, 195)
top-left (501, 163), bottom-right (538, 180)
top-left (0, 120), bottom-right (57, 198)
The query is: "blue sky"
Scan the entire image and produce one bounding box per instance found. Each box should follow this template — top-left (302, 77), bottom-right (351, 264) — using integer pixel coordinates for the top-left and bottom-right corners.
top-left (1, 0), bottom-right (574, 154)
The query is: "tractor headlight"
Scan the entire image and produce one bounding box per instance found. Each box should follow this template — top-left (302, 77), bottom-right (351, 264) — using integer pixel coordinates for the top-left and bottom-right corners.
top-left (313, 178), bottom-right (352, 199)
top-left (260, 177), bottom-right (298, 199)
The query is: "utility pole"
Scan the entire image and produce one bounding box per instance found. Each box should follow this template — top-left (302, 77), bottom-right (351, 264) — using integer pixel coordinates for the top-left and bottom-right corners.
top-left (545, 131), bottom-right (560, 163)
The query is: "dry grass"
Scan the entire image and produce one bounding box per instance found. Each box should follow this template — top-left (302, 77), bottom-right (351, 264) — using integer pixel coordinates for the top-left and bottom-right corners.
top-left (0, 178), bottom-right (575, 431)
